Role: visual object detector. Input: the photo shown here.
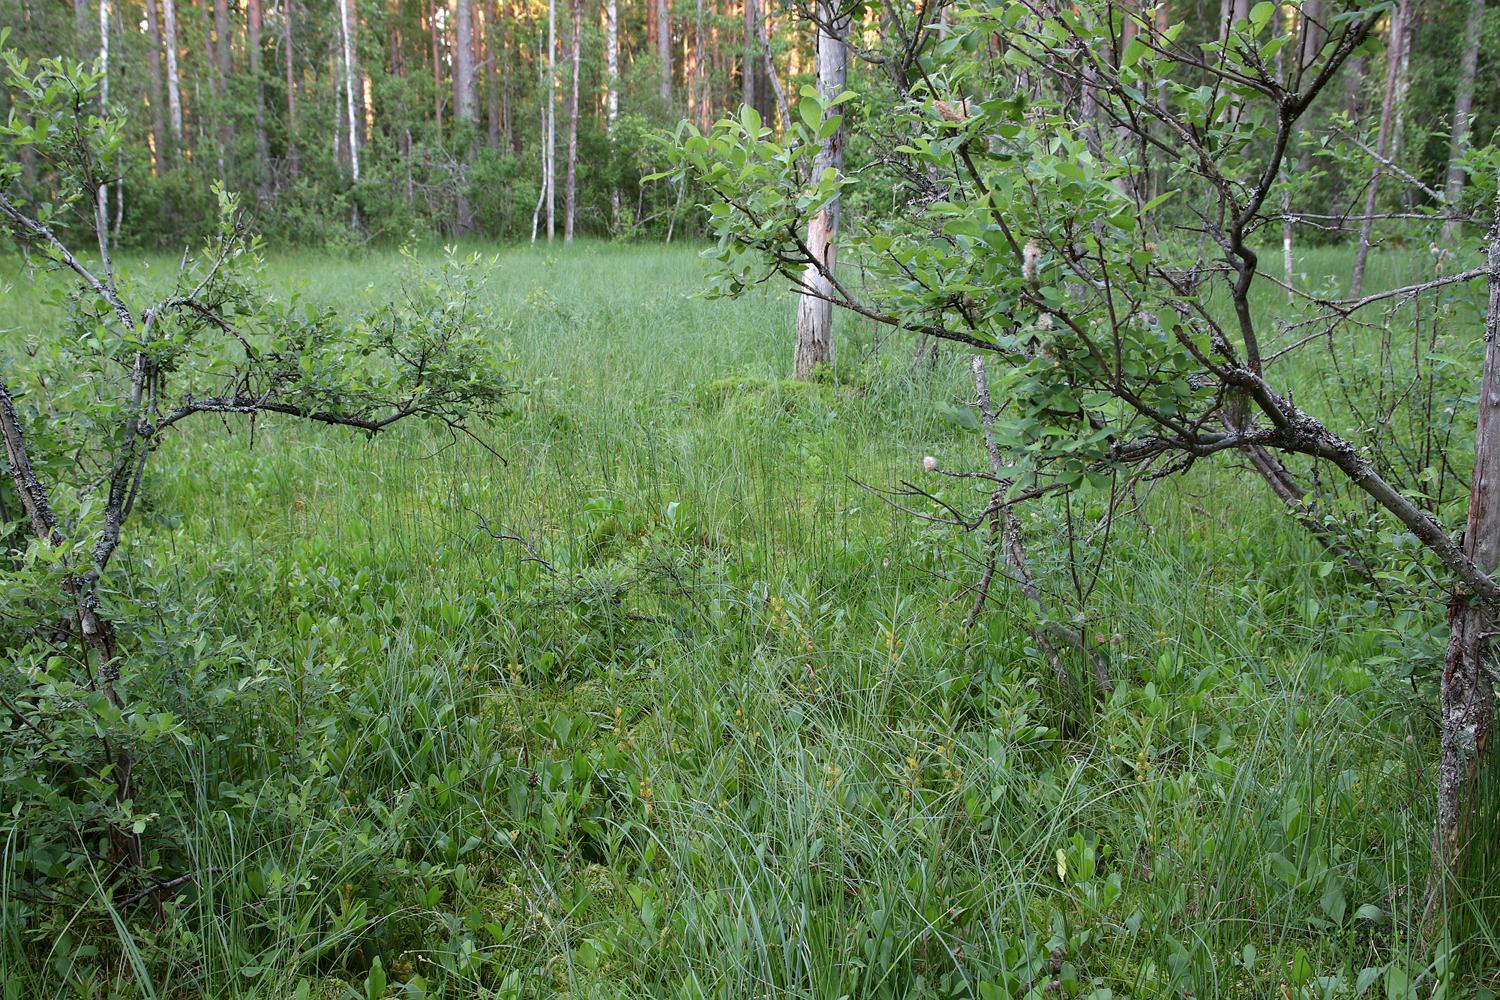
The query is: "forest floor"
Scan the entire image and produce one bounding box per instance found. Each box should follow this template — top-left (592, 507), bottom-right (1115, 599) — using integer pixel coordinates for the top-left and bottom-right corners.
top-left (3, 242), bottom-right (1495, 998)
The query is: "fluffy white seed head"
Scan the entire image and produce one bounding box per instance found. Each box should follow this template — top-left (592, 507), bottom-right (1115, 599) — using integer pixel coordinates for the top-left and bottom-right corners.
top-left (923, 455), bottom-right (939, 473)
top-left (1022, 239), bottom-right (1041, 284)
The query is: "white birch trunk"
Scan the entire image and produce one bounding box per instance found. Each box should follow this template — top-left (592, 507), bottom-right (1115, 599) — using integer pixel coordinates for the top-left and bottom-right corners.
top-left (792, 1), bottom-right (847, 380)
top-left (337, 0), bottom-right (360, 182)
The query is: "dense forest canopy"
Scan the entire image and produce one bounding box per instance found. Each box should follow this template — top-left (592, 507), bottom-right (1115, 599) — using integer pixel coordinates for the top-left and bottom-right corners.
top-left (0, 0), bottom-right (1496, 246)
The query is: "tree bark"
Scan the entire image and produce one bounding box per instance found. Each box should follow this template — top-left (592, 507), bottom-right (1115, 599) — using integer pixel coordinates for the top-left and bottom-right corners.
top-left (160, 0), bottom-right (182, 152)
top-left (283, 0), bottom-right (298, 181)
top-left (606, 0), bottom-right (620, 226)
top-left (142, 0), bottom-right (170, 173)
top-left (337, 0), bottom-right (360, 183)
top-left (1349, 0), bottom-right (1408, 299)
top-left (756, 1), bottom-right (788, 131)
top-left (1425, 171), bottom-right (1500, 930)
top-left (213, 0), bottom-right (233, 154)
top-left (792, 0), bottom-right (847, 380)
top-left (95, 0), bottom-right (116, 249)
top-left (455, 0), bottom-right (478, 232)
top-left (547, 0), bottom-right (557, 240)
top-left (455, 0), bottom-right (478, 122)
top-left (564, 0), bottom-right (581, 242)
top-left (486, 3), bottom-right (502, 149)
top-left (658, 0), bottom-right (672, 103)
top-left (248, 0), bottom-right (271, 197)
top-left (742, 0), bottom-right (756, 111)
top-left (1440, 0), bottom-right (1485, 243)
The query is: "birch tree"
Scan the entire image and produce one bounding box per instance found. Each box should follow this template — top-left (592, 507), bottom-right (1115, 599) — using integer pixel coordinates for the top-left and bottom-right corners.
top-left (606, 0), bottom-right (619, 226)
top-left (455, 0), bottom-right (477, 231)
top-left (563, 0), bottom-right (581, 242)
top-left (792, 0), bottom-right (847, 380)
top-left (337, 0), bottom-right (360, 184)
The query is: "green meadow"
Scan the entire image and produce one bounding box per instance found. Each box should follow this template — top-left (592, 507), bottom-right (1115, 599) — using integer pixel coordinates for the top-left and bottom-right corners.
top-left (1, 242), bottom-right (1490, 997)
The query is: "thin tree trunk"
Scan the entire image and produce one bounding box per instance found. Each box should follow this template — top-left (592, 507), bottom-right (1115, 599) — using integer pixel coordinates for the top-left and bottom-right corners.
top-left (337, 0), bottom-right (361, 229)
top-left (792, 0), bottom-right (847, 380)
top-left (431, 0), bottom-right (444, 139)
top-left (213, 0), bottom-right (233, 155)
top-left (564, 0), bottom-right (581, 242)
top-left (970, 357), bottom-right (1113, 697)
top-left (756, 2), bottom-right (788, 131)
top-left (96, 0), bottom-right (109, 249)
top-left (1424, 170), bottom-right (1500, 930)
top-left (531, 26), bottom-right (547, 243)
top-left (455, 0), bottom-right (478, 232)
top-left (658, 0), bottom-right (672, 103)
top-left (606, 0), bottom-right (619, 226)
top-left (143, 0), bottom-right (169, 173)
top-left (283, 0), bottom-right (297, 181)
top-left (248, 0), bottom-right (270, 196)
top-left (1440, 0), bottom-right (1485, 243)
top-left (742, 0), bottom-right (756, 111)
top-left (486, 3), bottom-right (502, 149)
top-left (547, 0), bottom-right (556, 240)
top-left (1350, 0), bottom-right (1409, 299)
top-left (162, 0), bottom-right (183, 155)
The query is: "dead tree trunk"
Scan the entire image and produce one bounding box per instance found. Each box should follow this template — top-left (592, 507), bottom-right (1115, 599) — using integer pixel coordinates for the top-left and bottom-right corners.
top-left (792, 0), bottom-right (847, 380)
top-left (1350, 0), bottom-right (1409, 299)
top-left (1425, 171), bottom-right (1500, 929)
top-left (1440, 0), bottom-right (1485, 243)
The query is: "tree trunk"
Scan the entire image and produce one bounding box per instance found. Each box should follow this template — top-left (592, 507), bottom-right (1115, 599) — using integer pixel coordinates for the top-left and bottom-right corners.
top-left (248, 0), bottom-right (270, 196)
top-left (1440, 0), bottom-right (1485, 243)
top-left (547, 0), bottom-right (556, 240)
top-left (337, 0), bottom-right (361, 230)
top-left (455, 0), bottom-right (478, 122)
top-left (455, 0), bottom-right (477, 232)
top-left (792, 1), bottom-right (847, 380)
top-left (142, 0), bottom-right (170, 173)
top-left (756, 1), bottom-right (788, 130)
top-left (1425, 170), bottom-right (1500, 930)
top-left (431, 0), bottom-right (444, 139)
top-left (658, 0), bottom-right (672, 103)
top-left (564, 0), bottom-right (582, 242)
top-left (1349, 0), bottom-right (1409, 299)
top-left (213, 0), bottom-right (233, 155)
top-left (742, 0), bottom-right (756, 111)
top-left (606, 0), bottom-right (619, 226)
top-left (486, 3), bottom-right (502, 149)
top-left (96, 0), bottom-right (109, 248)
top-left (162, 0), bottom-right (183, 152)
top-left (283, 0), bottom-right (298, 181)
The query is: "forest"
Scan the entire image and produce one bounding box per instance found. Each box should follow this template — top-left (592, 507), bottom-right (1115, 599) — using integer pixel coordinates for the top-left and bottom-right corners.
top-left (2, 0), bottom-right (1499, 997)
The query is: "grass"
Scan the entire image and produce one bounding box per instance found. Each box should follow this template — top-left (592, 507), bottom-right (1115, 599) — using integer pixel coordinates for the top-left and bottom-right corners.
top-left (1, 240), bottom-right (1496, 998)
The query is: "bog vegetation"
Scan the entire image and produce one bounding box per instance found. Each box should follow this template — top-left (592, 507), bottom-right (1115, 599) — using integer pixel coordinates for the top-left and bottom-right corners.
top-left (2, 0), bottom-right (1500, 998)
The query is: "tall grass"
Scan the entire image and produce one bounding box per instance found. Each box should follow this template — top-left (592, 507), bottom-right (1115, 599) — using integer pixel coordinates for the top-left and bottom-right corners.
top-left (0, 241), bottom-right (1493, 998)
